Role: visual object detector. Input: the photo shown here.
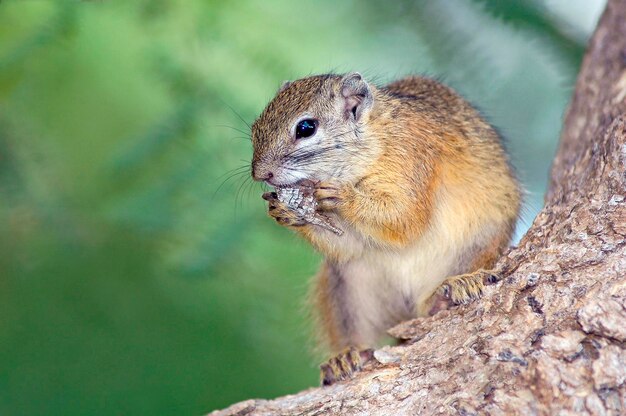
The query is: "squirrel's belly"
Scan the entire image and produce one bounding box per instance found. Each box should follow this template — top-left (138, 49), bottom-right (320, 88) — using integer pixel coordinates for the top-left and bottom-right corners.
top-left (366, 234), bottom-right (463, 315)
top-left (342, 206), bottom-right (492, 345)
top-left (339, 235), bottom-right (466, 346)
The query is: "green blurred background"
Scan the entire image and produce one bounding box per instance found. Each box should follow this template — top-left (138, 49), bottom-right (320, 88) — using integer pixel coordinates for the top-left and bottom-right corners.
top-left (0, 0), bottom-right (606, 414)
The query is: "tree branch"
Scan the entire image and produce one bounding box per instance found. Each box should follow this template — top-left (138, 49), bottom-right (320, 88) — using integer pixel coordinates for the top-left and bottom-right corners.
top-left (211, 1), bottom-right (626, 414)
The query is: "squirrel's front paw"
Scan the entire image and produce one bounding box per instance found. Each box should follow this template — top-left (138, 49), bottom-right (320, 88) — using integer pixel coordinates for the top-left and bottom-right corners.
top-left (319, 347), bottom-right (374, 386)
top-left (314, 181), bottom-right (344, 211)
top-left (262, 192), bottom-right (307, 227)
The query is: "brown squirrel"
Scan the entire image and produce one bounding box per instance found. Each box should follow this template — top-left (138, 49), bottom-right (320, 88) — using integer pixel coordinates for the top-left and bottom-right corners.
top-left (250, 73), bottom-right (521, 385)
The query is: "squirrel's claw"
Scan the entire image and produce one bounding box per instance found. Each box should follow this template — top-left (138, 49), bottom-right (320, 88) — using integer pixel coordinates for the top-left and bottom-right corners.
top-left (262, 191), bottom-right (278, 201)
top-left (320, 347), bottom-right (374, 386)
top-left (314, 182), bottom-right (342, 211)
top-left (428, 269), bottom-right (500, 315)
top-left (263, 192), bottom-right (307, 226)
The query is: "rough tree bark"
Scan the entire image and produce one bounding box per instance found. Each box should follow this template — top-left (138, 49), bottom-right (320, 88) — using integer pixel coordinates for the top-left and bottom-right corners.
top-left (211, 1), bottom-right (626, 414)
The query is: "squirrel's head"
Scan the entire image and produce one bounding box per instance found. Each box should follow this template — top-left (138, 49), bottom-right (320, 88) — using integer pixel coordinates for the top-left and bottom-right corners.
top-left (251, 73), bottom-right (377, 187)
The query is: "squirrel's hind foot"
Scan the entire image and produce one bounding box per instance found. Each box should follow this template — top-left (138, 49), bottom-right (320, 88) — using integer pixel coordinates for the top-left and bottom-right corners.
top-left (320, 347), bottom-right (374, 386)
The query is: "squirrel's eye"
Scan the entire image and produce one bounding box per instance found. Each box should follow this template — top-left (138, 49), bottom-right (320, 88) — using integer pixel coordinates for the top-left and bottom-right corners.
top-left (295, 119), bottom-right (318, 139)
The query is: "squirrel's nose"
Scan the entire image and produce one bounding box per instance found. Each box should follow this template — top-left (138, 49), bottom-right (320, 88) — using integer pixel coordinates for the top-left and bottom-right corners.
top-left (252, 162), bottom-right (274, 182)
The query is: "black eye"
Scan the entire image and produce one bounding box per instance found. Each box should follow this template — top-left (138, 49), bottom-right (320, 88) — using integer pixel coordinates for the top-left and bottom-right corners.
top-left (295, 119), bottom-right (318, 139)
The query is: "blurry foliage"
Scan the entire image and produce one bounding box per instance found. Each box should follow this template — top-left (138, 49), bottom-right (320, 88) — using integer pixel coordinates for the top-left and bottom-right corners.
top-left (0, 0), bottom-right (594, 414)
top-left (471, 0), bottom-right (586, 69)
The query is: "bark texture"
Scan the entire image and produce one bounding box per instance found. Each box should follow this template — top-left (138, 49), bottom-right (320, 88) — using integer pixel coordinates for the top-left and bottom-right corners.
top-left (211, 1), bottom-right (626, 414)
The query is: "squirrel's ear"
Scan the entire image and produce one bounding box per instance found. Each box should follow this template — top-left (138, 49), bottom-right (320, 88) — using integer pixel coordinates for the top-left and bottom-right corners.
top-left (278, 80), bottom-right (292, 93)
top-left (341, 72), bottom-right (372, 121)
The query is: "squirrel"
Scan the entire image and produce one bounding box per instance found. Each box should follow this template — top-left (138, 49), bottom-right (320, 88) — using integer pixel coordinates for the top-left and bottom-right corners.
top-left (250, 73), bottom-right (521, 385)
